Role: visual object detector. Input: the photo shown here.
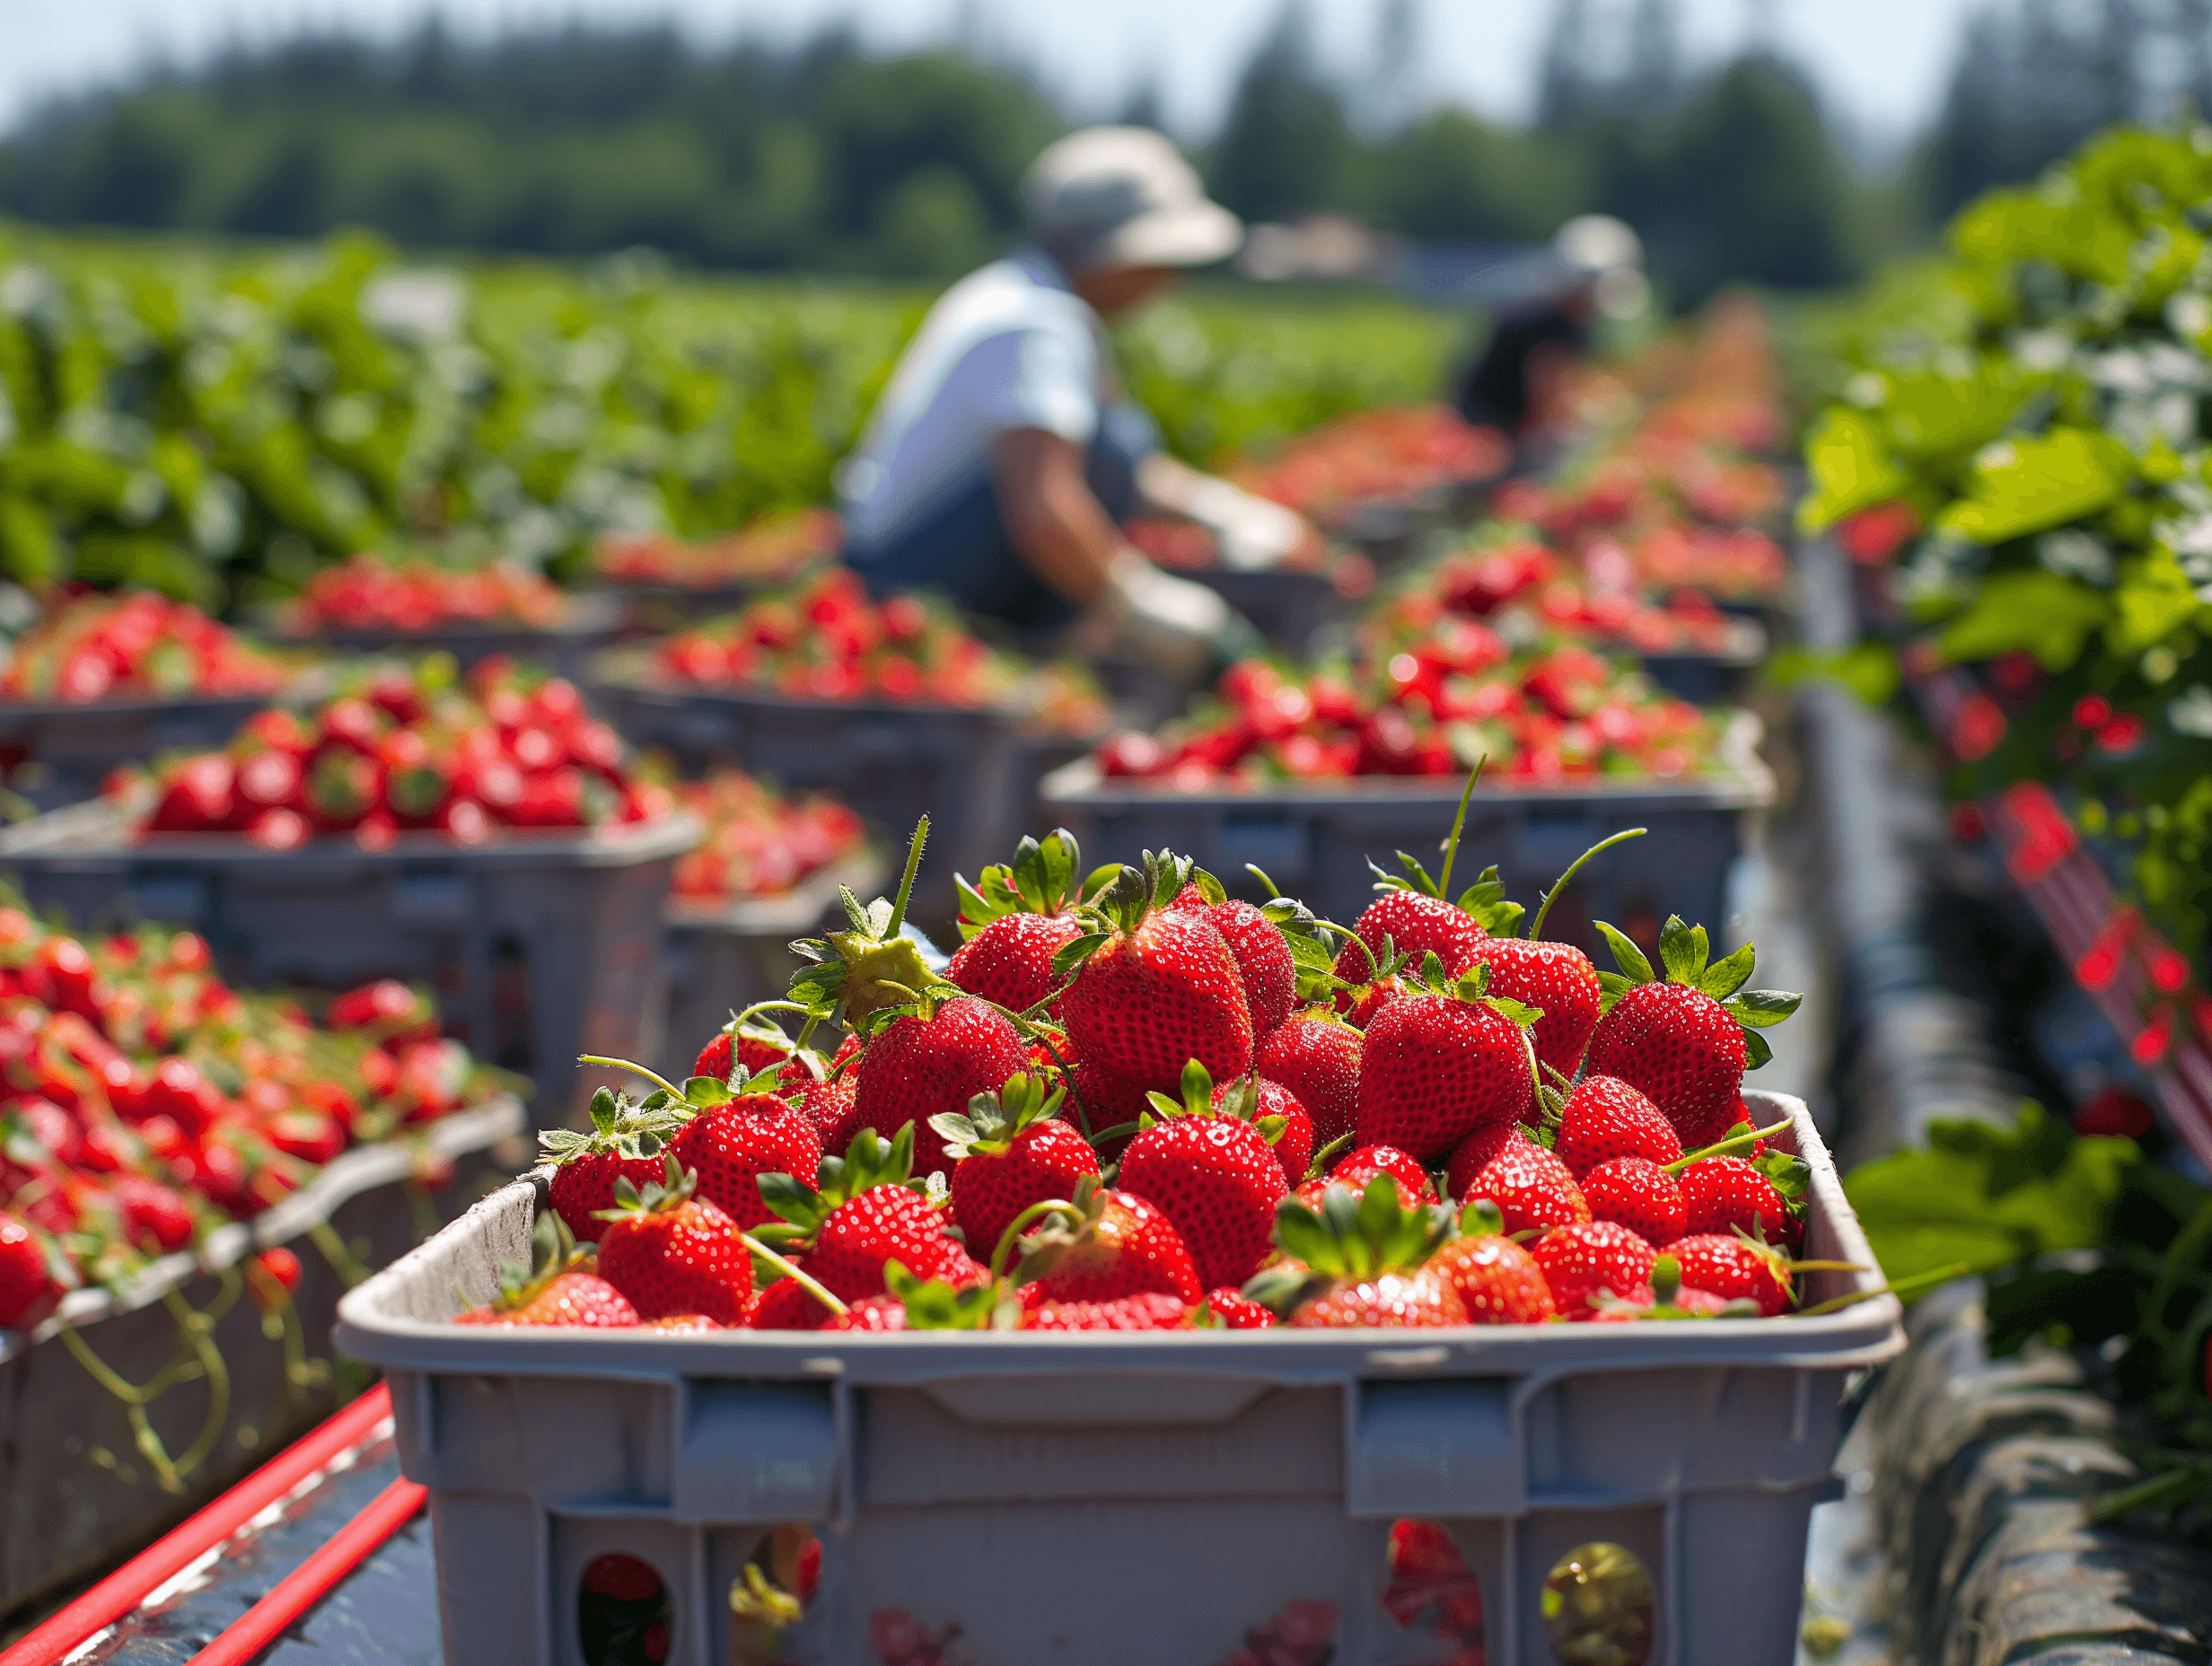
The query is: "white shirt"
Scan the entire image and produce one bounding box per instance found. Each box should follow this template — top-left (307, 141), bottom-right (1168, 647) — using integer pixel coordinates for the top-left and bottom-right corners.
top-left (838, 250), bottom-right (1110, 546)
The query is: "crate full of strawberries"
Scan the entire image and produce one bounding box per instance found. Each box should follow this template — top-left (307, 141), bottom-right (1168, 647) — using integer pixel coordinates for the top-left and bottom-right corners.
top-left (269, 549), bottom-right (622, 676)
top-left (337, 812), bottom-right (1902, 1666)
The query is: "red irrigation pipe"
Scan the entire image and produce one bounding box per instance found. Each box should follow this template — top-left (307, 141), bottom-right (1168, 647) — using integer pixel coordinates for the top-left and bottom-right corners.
top-left (0, 1383), bottom-right (394, 1666)
top-left (185, 1476), bottom-right (426, 1666)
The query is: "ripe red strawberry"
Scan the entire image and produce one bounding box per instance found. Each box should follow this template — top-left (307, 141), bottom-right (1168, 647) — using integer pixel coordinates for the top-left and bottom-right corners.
top-left (1532, 1220), bottom-right (1658, 1320)
top-left (1466, 936), bottom-right (1602, 1081)
top-left (1580, 1156), bottom-right (1686, 1245)
top-left (1021, 1291), bottom-right (1190, 1330)
top-left (1059, 855), bottom-right (1254, 1091)
top-left (1330, 1144), bottom-right (1434, 1199)
top-left (1356, 970), bottom-right (1539, 1161)
top-left (1447, 1129), bottom-right (1590, 1235)
top-left (823, 1293), bottom-right (909, 1331)
top-left (1670, 1233), bottom-right (1793, 1315)
top-left (748, 1269), bottom-right (837, 1330)
top-left (693, 1017), bottom-right (794, 1085)
top-left (1117, 1061), bottom-right (1288, 1291)
top-left (799, 1071), bottom-right (861, 1153)
top-left (1554, 1074), bottom-right (1683, 1179)
top-left (540, 1088), bottom-right (688, 1243)
top-left (948, 912), bottom-right (1084, 1013)
top-left (1014, 1179), bottom-right (1201, 1304)
top-left (0, 1213), bottom-right (70, 1329)
top-left (455, 1270), bottom-right (639, 1328)
top-left (930, 1072), bottom-right (1100, 1266)
top-left (1229, 1076), bottom-right (1312, 1182)
top-left (1331, 969), bottom-right (1407, 1029)
top-left (1677, 1156), bottom-right (1789, 1241)
top-left (1334, 890), bottom-right (1486, 986)
top-left (757, 1126), bottom-right (980, 1303)
top-left (1248, 1175), bottom-right (1467, 1329)
top-left (1426, 1215), bottom-right (1557, 1324)
top-left (1066, 1059), bottom-right (1154, 1157)
top-left (592, 1161), bottom-right (756, 1324)
top-left (1207, 899), bottom-right (1296, 1039)
top-left (669, 1092), bottom-right (823, 1232)
top-left (639, 1312), bottom-right (724, 1332)
top-left (1198, 1286), bottom-right (1276, 1328)
top-left (1583, 917), bottom-right (1799, 1147)
top-left (851, 994), bottom-right (1027, 1179)
top-left (1254, 1010), bottom-right (1362, 1146)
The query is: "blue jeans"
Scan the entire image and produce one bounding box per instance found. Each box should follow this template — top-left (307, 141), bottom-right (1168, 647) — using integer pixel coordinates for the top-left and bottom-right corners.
top-left (843, 403), bottom-right (1159, 636)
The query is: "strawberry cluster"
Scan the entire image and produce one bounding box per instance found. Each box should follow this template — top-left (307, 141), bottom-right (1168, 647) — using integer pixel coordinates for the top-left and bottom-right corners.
top-left (1380, 535), bottom-right (1744, 655)
top-left (475, 805), bottom-right (1828, 1337)
top-left (0, 907), bottom-right (505, 1331)
top-left (0, 591), bottom-right (286, 705)
top-left (666, 768), bottom-right (865, 906)
top-left (1227, 405), bottom-right (1510, 519)
top-left (283, 552), bottom-right (566, 632)
top-left (1095, 642), bottom-right (1716, 785)
top-left (593, 508), bottom-right (842, 591)
top-left (116, 657), bottom-right (671, 848)
top-left (653, 569), bottom-right (1021, 708)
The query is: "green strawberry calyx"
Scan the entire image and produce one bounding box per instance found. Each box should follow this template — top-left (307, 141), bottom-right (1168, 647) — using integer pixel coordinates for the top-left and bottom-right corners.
top-left (483, 1211), bottom-right (589, 1311)
top-left (1406, 952), bottom-right (1547, 1031)
top-left (787, 817), bottom-right (939, 1025)
top-left (883, 1258), bottom-right (1014, 1329)
top-left (1138, 1058), bottom-right (1291, 1148)
top-left (538, 1083), bottom-right (689, 1167)
top-left (1050, 847), bottom-right (1198, 978)
top-left (1243, 1174), bottom-right (1456, 1314)
top-left (998, 1173), bottom-right (1113, 1280)
top-left (592, 1151), bottom-right (703, 1223)
top-left (755, 1122), bottom-right (923, 1243)
top-left (954, 829), bottom-right (1084, 940)
top-left (928, 1071), bottom-right (1065, 1162)
top-left (1593, 915), bottom-right (1804, 1070)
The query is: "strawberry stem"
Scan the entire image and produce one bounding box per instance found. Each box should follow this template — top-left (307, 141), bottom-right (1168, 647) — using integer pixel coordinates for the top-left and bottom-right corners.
top-left (1085, 1118), bottom-right (1143, 1147)
top-left (577, 1055), bottom-right (684, 1100)
top-left (1663, 1116), bottom-right (1794, 1173)
top-left (987, 1198), bottom-right (1086, 1279)
top-left (885, 815), bottom-right (930, 940)
top-left (1528, 827), bottom-right (1647, 942)
top-left (737, 1232), bottom-right (849, 1317)
top-left (1244, 864), bottom-right (1281, 899)
top-left (732, 999), bottom-right (814, 1030)
top-left (1434, 755), bottom-right (1486, 900)
top-left (1793, 1261), bottom-right (1965, 1317)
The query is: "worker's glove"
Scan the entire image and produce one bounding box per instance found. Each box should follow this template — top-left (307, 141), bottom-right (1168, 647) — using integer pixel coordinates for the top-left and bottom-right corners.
top-left (1178, 478), bottom-right (1307, 572)
top-left (1100, 552), bottom-right (1261, 680)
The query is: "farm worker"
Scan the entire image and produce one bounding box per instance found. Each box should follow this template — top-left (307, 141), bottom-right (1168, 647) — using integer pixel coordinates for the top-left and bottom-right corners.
top-left (1457, 215), bottom-right (1647, 434)
top-left (839, 126), bottom-right (1322, 676)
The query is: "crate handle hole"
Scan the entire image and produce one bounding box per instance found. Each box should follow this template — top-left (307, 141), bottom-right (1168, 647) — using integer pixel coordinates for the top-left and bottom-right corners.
top-left (577, 1552), bottom-right (672, 1666)
top-left (1542, 1539), bottom-right (1655, 1666)
top-left (1382, 1519), bottom-right (1485, 1656)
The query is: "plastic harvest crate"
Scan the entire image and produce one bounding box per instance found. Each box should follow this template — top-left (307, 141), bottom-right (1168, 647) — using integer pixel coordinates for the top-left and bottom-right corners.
top-left (0, 802), bottom-right (698, 1125)
top-left (1038, 716), bottom-right (1776, 952)
top-left (592, 658), bottom-right (1023, 901)
top-left (334, 1090), bottom-right (1901, 1666)
top-left (658, 850), bottom-right (884, 1083)
top-left (268, 591), bottom-right (625, 680)
top-left (1, 1098), bottom-right (522, 1615)
top-left (1185, 565), bottom-right (1346, 655)
top-left (0, 694), bottom-right (271, 811)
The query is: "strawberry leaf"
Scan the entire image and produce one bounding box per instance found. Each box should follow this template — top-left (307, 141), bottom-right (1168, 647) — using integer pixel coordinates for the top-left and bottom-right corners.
top-left (1658, 916), bottom-right (1707, 986)
top-left (1595, 921), bottom-right (1654, 983)
top-left (1192, 866), bottom-right (1228, 906)
top-left (1726, 989), bottom-right (1803, 1028)
top-left (1050, 932), bottom-right (1112, 981)
top-left (587, 1086), bottom-right (619, 1136)
top-left (1698, 941), bottom-right (1757, 1001)
top-left (1483, 995), bottom-right (1545, 1029)
top-left (1753, 1148), bottom-right (1811, 1206)
top-left (683, 1075), bottom-right (733, 1109)
top-left (1079, 863), bottom-right (1123, 902)
top-left (1421, 949), bottom-right (1450, 988)
top-left (1455, 865), bottom-right (1526, 935)
top-left (1742, 1028), bottom-right (1775, 1070)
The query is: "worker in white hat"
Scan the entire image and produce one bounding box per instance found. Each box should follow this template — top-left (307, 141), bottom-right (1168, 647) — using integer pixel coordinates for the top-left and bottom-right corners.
top-left (1457, 214), bottom-right (1648, 434)
top-left (839, 127), bottom-right (1321, 675)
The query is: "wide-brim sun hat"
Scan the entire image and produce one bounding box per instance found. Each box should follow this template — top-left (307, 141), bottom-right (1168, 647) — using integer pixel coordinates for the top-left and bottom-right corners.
top-left (1024, 126), bottom-right (1243, 275)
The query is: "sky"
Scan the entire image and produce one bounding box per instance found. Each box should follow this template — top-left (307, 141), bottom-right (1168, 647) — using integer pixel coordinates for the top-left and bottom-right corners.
top-left (0, 0), bottom-right (1980, 156)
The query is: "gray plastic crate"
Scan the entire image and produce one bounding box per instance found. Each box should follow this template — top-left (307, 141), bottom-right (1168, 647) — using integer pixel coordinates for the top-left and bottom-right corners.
top-left (1637, 616), bottom-right (1769, 706)
top-left (1039, 715), bottom-right (1775, 951)
top-left (1185, 566), bottom-right (1345, 654)
top-left (268, 591), bottom-right (624, 679)
top-left (0, 694), bottom-right (272, 811)
top-left (0, 802), bottom-right (698, 1124)
top-left (592, 656), bottom-right (1023, 899)
top-left (1, 1097), bottom-right (522, 1615)
top-left (659, 850), bottom-right (884, 1082)
top-left (334, 1090), bottom-right (1901, 1666)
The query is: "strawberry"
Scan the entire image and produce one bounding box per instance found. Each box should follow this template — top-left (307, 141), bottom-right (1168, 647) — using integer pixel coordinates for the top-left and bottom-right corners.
top-left (748, 1268), bottom-right (838, 1330)
top-left (455, 1251), bottom-right (640, 1328)
top-left (1013, 1176), bottom-right (1201, 1304)
top-left (1446, 1128), bottom-right (1590, 1235)
top-left (1670, 1233), bottom-right (1793, 1316)
top-left (539, 1087), bottom-right (688, 1244)
top-left (1065, 1058), bottom-right (1154, 1156)
top-left (1426, 1202), bottom-right (1557, 1323)
top-left (851, 992), bottom-right (1027, 1178)
top-left (0, 1212), bottom-right (71, 1329)
top-left (1554, 1074), bottom-right (1682, 1179)
top-left (1207, 899), bottom-right (1296, 1039)
top-left (1117, 1060), bottom-right (1288, 1291)
top-left (1580, 1156), bottom-right (1686, 1245)
top-left (824, 1293), bottom-right (909, 1331)
top-left (930, 1072), bottom-right (1100, 1266)
top-left (947, 912), bottom-right (1084, 1013)
top-left (798, 1071), bottom-right (861, 1153)
top-left (1198, 1286), bottom-right (1277, 1328)
top-left (1254, 1010), bottom-right (1363, 1146)
top-left (1583, 916), bottom-right (1799, 1147)
top-left (669, 1090), bottom-right (823, 1232)
top-left (1247, 1175), bottom-right (1467, 1328)
top-left (1532, 1220), bottom-right (1658, 1320)
top-left (1021, 1291), bottom-right (1190, 1330)
top-left (1333, 892), bottom-right (1485, 986)
top-left (592, 1159), bottom-right (756, 1324)
top-left (1329, 1144), bottom-right (1433, 1200)
top-left (757, 1125), bottom-right (980, 1302)
top-left (693, 1015), bottom-right (794, 1085)
top-left (1058, 853), bottom-right (1254, 1092)
top-left (640, 1313), bottom-right (724, 1332)
top-left (1355, 963), bottom-right (1539, 1161)
top-left (1588, 1252), bottom-right (1758, 1322)
top-left (1331, 969), bottom-right (1407, 1029)
top-left (1466, 936), bottom-right (1602, 1082)
top-left (1677, 1154), bottom-right (1790, 1241)
top-left (1231, 1076), bottom-right (1312, 1182)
